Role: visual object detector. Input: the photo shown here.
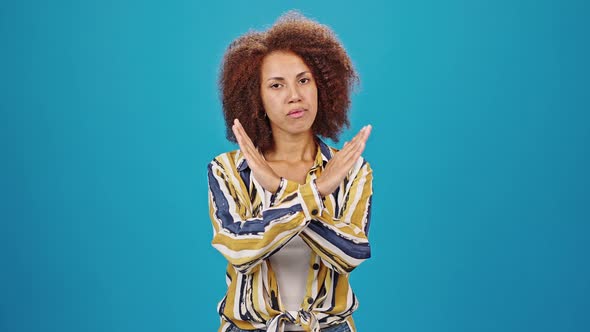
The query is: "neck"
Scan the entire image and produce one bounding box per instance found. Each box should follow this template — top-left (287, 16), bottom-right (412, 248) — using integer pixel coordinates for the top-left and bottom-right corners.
top-left (265, 130), bottom-right (316, 162)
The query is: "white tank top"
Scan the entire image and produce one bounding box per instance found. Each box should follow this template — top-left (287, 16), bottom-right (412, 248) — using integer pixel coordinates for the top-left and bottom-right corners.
top-left (269, 235), bottom-right (311, 331)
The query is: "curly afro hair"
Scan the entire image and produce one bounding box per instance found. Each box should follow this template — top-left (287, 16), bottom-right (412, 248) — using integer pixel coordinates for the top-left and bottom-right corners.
top-left (218, 10), bottom-right (359, 152)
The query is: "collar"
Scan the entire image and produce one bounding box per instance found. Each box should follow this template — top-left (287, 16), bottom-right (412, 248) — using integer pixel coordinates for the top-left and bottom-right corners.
top-left (236, 136), bottom-right (333, 172)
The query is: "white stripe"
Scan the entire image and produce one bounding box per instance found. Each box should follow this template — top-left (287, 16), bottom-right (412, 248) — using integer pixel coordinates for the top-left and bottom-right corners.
top-left (361, 181), bottom-right (372, 232)
top-left (213, 226), bottom-right (304, 261)
top-left (274, 177), bottom-right (288, 205)
top-left (310, 255), bottom-right (319, 298)
top-left (344, 157), bottom-right (364, 199)
top-left (302, 230), bottom-right (364, 269)
top-left (314, 268), bottom-right (334, 314)
top-left (211, 158), bottom-right (244, 227)
top-left (233, 272), bottom-right (243, 319)
top-left (256, 262), bottom-right (269, 316)
top-left (344, 285), bottom-right (354, 316)
top-left (342, 163), bottom-right (368, 226)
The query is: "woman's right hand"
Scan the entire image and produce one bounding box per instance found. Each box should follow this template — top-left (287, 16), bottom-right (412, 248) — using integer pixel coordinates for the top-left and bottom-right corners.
top-left (232, 118), bottom-right (282, 193)
top-left (315, 125), bottom-right (372, 197)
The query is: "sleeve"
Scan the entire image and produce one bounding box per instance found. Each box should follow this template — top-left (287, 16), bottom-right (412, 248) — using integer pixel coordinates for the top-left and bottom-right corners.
top-left (207, 156), bottom-right (325, 275)
top-left (299, 158), bottom-right (373, 274)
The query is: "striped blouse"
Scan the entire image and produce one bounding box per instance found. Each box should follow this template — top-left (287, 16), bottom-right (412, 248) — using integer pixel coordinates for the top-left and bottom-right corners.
top-left (207, 137), bottom-right (373, 332)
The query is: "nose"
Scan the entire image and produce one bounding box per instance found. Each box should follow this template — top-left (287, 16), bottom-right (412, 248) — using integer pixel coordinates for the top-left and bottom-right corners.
top-left (287, 84), bottom-right (302, 103)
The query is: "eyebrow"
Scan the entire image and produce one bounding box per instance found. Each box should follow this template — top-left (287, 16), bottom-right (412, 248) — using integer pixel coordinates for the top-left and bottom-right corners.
top-left (266, 71), bottom-right (311, 82)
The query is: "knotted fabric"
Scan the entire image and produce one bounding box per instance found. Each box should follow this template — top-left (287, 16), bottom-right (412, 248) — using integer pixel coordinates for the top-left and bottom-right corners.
top-left (266, 309), bottom-right (320, 332)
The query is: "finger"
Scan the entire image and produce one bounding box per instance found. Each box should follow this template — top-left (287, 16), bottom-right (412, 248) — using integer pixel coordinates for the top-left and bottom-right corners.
top-left (347, 150), bottom-right (364, 172)
top-left (357, 125), bottom-right (372, 145)
top-left (234, 120), bottom-right (269, 171)
top-left (362, 124), bottom-right (372, 141)
top-left (233, 120), bottom-right (244, 143)
top-left (234, 120), bottom-right (258, 156)
top-left (350, 126), bottom-right (365, 144)
top-left (344, 140), bottom-right (365, 167)
top-left (233, 119), bottom-right (247, 144)
top-left (338, 127), bottom-right (365, 156)
top-left (355, 139), bottom-right (366, 155)
top-left (351, 125), bottom-right (372, 149)
top-left (340, 126), bottom-right (367, 156)
top-left (235, 119), bottom-right (255, 147)
top-left (340, 141), bottom-right (360, 160)
top-left (343, 134), bottom-right (367, 166)
top-left (236, 121), bottom-right (260, 156)
top-left (233, 123), bottom-right (257, 163)
top-left (334, 140), bottom-right (359, 165)
top-left (333, 150), bottom-right (363, 180)
top-left (328, 125), bottom-right (369, 172)
top-left (232, 123), bottom-right (245, 150)
top-left (354, 128), bottom-right (371, 158)
top-left (353, 128), bottom-right (368, 149)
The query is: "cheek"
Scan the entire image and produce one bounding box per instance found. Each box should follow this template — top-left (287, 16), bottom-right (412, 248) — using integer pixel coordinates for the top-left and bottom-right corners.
top-left (261, 91), bottom-right (283, 116)
top-left (260, 90), bottom-right (273, 106)
top-left (266, 93), bottom-right (282, 107)
top-left (308, 86), bottom-right (318, 107)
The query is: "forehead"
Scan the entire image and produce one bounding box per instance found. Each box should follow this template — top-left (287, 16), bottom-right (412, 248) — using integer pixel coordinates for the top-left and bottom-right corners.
top-left (260, 51), bottom-right (311, 78)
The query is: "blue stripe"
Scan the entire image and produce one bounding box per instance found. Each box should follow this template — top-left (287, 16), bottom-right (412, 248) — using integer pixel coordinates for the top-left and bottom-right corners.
top-left (307, 220), bottom-right (371, 259)
top-left (239, 167), bottom-right (251, 193)
top-left (208, 162), bottom-right (303, 235)
top-left (332, 187), bottom-right (340, 217)
top-left (264, 204), bottom-right (302, 220)
top-left (222, 205), bottom-right (303, 234)
top-left (364, 196), bottom-right (372, 236)
top-left (317, 137), bottom-right (332, 161)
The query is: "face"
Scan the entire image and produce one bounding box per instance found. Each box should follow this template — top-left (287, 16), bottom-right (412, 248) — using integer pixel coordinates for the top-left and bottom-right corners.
top-left (260, 51), bottom-right (318, 137)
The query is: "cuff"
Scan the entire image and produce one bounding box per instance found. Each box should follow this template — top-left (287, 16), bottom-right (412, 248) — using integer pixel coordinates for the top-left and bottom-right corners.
top-left (298, 179), bottom-right (325, 219)
top-left (268, 177), bottom-right (287, 207)
top-left (310, 178), bottom-right (326, 213)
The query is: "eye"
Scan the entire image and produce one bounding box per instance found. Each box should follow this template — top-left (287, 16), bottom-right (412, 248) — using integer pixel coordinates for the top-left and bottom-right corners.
top-left (270, 83), bottom-right (283, 89)
top-left (299, 77), bottom-right (310, 84)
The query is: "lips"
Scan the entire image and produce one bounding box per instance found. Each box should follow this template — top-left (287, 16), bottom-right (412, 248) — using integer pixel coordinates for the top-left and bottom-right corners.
top-left (287, 108), bottom-right (306, 118)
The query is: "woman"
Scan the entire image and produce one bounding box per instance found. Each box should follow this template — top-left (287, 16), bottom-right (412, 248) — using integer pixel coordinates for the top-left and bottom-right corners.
top-left (207, 11), bottom-right (373, 332)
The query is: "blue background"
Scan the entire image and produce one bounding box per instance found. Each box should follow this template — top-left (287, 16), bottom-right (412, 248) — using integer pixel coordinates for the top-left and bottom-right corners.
top-left (1, 0), bottom-right (589, 331)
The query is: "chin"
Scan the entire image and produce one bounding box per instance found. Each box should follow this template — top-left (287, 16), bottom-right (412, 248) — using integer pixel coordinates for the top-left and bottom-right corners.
top-left (292, 121), bottom-right (315, 132)
top-left (279, 126), bottom-right (313, 136)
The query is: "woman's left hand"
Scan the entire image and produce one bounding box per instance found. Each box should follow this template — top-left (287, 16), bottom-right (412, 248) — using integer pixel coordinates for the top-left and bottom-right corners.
top-left (232, 119), bottom-right (282, 193)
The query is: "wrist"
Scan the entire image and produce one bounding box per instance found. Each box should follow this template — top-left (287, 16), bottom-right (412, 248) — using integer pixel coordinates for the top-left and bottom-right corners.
top-left (272, 177), bottom-right (283, 194)
top-left (314, 178), bottom-right (326, 197)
